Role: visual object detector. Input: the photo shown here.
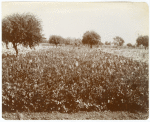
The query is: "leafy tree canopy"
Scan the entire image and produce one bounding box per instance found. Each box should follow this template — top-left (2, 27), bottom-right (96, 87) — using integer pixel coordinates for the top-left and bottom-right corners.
top-left (136, 35), bottom-right (149, 49)
top-left (113, 36), bottom-right (125, 46)
top-left (49, 35), bottom-right (64, 47)
top-left (82, 31), bottom-right (101, 48)
top-left (2, 13), bottom-right (43, 56)
top-left (127, 43), bottom-right (132, 47)
top-left (105, 41), bottom-right (111, 45)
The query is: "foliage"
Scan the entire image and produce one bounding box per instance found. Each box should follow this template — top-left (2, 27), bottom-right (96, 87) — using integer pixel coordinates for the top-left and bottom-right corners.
top-left (62, 37), bottom-right (71, 45)
top-left (127, 43), bottom-right (132, 47)
top-left (41, 37), bottom-right (48, 43)
top-left (136, 36), bottom-right (149, 49)
top-left (63, 37), bottom-right (81, 46)
top-left (2, 13), bottom-right (43, 56)
top-left (113, 36), bottom-right (125, 46)
top-left (82, 31), bottom-right (101, 48)
top-left (74, 38), bottom-right (82, 47)
top-left (2, 47), bottom-right (148, 113)
top-left (105, 41), bottom-right (111, 45)
top-left (99, 41), bottom-right (104, 45)
top-left (49, 35), bottom-right (64, 47)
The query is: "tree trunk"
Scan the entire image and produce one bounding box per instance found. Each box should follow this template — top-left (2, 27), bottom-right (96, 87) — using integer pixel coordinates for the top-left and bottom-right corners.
top-left (13, 43), bottom-right (18, 57)
top-left (6, 42), bottom-right (9, 49)
top-left (90, 44), bottom-right (92, 48)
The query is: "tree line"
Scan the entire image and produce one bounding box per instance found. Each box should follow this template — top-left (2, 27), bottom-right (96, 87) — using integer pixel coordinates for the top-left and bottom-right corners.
top-left (2, 13), bottom-right (149, 56)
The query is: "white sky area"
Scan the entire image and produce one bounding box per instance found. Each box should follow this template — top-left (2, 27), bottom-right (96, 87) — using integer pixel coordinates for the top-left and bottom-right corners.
top-left (2, 2), bottom-right (149, 44)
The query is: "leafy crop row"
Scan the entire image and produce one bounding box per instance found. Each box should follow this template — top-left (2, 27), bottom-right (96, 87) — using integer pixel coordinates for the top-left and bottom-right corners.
top-left (2, 47), bottom-right (148, 113)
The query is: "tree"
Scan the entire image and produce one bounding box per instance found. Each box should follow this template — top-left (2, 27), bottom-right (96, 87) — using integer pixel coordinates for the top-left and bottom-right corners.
top-left (113, 36), bottom-right (125, 46)
top-left (82, 31), bottom-right (101, 48)
top-left (63, 37), bottom-right (71, 45)
top-left (49, 35), bottom-right (64, 47)
top-left (127, 43), bottom-right (132, 47)
top-left (2, 13), bottom-right (43, 56)
top-left (3, 39), bottom-right (9, 49)
top-left (99, 41), bottom-right (104, 45)
top-left (74, 38), bottom-right (81, 47)
top-left (136, 35), bottom-right (149, 49)
top-left (63, 37), bottom-right (81, 46)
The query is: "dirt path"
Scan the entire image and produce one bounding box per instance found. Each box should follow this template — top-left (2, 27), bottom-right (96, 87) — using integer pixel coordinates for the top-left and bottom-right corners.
top-left (2, 111), bottom-right (149, 120)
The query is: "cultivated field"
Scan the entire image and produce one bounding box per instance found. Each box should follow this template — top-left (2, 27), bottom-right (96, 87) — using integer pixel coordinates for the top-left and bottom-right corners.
top-left (2, 44), bottom-right (149, 120)
top-left (101, 46), bottom-right (149, 64)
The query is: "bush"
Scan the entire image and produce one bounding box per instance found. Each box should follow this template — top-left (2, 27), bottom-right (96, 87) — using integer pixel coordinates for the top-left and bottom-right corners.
top-left (2, 48), bottom-right (148, 113)
top-left (126, 43), bottom-right (133, 48)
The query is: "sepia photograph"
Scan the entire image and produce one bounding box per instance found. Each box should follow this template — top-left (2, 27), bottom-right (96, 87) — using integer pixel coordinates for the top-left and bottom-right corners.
top-left (1, 1), bottom-right (149, 120)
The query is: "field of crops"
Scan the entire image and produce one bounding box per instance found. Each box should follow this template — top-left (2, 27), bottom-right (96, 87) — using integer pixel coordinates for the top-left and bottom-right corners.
top-left (2, 45), bottom-right (148, 113)
top-left (2, 45), bottom-right (149, 120)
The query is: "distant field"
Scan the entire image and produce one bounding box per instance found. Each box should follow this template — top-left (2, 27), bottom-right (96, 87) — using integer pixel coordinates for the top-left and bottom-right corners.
top-left (101, 47), bottom-right (149, 64)
top-left (2, 43), bottom-right (149, 64)
top-left (2, 44), bottom-right (149, 120)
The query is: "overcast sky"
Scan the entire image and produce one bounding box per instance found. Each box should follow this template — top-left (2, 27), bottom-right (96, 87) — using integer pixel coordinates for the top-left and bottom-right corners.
top-left (2, 2), bottom-right (149, 44)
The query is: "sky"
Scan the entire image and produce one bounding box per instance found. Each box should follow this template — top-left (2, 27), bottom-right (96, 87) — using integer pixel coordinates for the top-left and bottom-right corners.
top-left (2, 2), bottom-right (149, 44)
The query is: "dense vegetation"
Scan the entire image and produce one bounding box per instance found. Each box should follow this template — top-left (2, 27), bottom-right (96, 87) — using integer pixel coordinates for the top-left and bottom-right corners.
top-left (136, 36), bottom-right (149, 49)
top-left (2, 13), bottom-right (149, 117)
top-left (2, 13), bottom-right (43, 56)
top-left (105, 41), bottom-right (111, 45)
top-left (49, 35), bottom-right (63, 47)
top-left (48, 35), bottom-right (82, 47)
top-left (113, 36), bottom-right (125, 46)
top-left (82, 31), bottom-right (101, 48)
top-left (127, 43), bottom-right (133, 47)
top-left (2, 12), bottom-right (149, 60)
top-left (2, 47), bottom-right (148, 113)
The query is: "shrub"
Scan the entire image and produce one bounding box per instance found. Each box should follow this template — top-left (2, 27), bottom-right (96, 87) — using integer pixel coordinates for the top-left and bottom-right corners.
top-left (105, 41), bottom-right (111, 45)
top-left (127, 43), bottom-right (132, 47)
